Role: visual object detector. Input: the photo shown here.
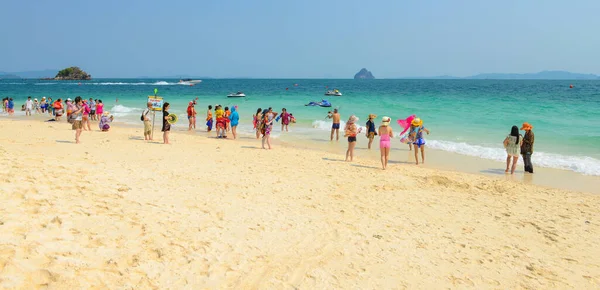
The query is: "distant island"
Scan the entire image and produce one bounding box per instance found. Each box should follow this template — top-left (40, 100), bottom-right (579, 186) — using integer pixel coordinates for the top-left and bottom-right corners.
top-left (354, 68), bottom-right (375, 79)
top-left (51, 67), bottom-right (92, 80)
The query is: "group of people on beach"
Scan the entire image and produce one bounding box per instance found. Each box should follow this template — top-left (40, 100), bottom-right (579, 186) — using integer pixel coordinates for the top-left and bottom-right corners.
top-left (4, 96), bottom-right (535, 174)
top-left (203, 104), bottom-right (240, 139)
top-left (326, 108), bottom-right (430, 169)
top-left (503, 122), bottom-right (535, 174)
top-left (252, 107), bottom-right (295, 149)
top-left (2, 95), bottom-right (114, 144)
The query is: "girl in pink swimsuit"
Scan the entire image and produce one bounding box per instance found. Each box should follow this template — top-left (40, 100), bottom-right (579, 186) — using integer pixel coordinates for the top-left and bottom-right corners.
top-left (378, 116), bottom-right (394, 170)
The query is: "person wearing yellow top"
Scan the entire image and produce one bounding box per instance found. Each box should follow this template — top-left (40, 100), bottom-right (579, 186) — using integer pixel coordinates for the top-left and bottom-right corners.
top-left (215, 105), bottom-right (227, 138)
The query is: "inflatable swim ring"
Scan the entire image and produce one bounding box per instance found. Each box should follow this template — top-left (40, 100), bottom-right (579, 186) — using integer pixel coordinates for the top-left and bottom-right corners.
top-left (167, 113), bottom-right (178, 124)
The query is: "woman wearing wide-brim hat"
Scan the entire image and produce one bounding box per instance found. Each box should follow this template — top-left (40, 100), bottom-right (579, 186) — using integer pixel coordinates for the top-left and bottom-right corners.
top-left (520, 122), bottom-right (535, 173)
top-left (410, 117), bottom-right (430, 165)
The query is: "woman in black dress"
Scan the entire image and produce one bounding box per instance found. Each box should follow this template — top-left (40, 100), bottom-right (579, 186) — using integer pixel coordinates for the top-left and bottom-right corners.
top-left (162, 102), bottom-right (172, 144)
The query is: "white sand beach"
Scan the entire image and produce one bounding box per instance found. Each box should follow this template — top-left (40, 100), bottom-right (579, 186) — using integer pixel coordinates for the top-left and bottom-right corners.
top-left (1, 119), bottom-right (599, 289)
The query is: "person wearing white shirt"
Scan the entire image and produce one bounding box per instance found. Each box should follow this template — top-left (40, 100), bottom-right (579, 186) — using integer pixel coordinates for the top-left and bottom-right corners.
top-left (25, 96), bottom-right (33, 116)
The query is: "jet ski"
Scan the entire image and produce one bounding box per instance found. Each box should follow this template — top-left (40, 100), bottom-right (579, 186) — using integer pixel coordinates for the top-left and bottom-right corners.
top-left (305, 99), bottom-right (331, 107)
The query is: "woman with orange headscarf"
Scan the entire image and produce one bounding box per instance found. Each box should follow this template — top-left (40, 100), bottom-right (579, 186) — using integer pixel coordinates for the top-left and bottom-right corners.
top-left (520, 122), bottom-right (535, 173)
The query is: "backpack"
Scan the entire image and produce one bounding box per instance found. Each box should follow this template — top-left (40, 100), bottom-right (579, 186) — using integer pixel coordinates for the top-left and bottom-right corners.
top-left (141, 109), bottom-right (148, 121)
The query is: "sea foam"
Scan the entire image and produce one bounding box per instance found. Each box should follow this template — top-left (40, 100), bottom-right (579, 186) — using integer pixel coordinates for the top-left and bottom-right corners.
top-left (426, 139), bottom-right (600, 176)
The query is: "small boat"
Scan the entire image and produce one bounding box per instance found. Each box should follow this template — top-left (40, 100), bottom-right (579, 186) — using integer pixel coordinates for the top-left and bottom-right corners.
top-left (179, 79), bottom-right (202, 85)
top-left (325, 89), bottom-right (342, 96)
top-left (227, 91), bottom-right (246, 98)
top-left (305, 99), bottom-right (332, 107)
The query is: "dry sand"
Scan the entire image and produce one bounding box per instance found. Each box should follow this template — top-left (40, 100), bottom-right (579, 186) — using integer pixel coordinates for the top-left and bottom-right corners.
top-left (0, 119), bottom-right (599, 289)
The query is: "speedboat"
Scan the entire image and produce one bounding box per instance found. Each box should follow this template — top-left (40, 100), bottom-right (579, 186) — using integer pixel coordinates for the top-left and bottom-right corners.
top-left (179, 79), bottom-right (202, 85)
top-left (325, 89), bottom-right (342, 96)
top-left (227, 91), bottom-right (246, 98)
top-left (305, 99), bottom-right (331, 107)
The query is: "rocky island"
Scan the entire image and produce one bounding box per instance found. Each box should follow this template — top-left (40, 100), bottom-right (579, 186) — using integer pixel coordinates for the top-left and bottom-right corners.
top-left (354, 68), bottom-right (375, 79)
top-left (52, 66), bottom-right (92, 80)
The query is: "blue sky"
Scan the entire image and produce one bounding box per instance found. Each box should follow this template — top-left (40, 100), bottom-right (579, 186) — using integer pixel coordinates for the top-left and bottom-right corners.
top-left (1, 0), bottom-right (599, 78)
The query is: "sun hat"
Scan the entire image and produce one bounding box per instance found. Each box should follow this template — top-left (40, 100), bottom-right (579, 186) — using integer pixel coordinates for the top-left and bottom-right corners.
top-left (368, 114), bottom-right (377, 119)
top-left (34, 98), bottom-right (38, 101)
top-left (381, 116), bottom-right (391, 126)
top-left (103, 111), bottom-right (110, 116)
top-left (66, 98), bottom-right (72, 101)
top-left (411, 118), bottom-right (423, 127)
top-left (348, 115), bottom-right (359, 123)
top-left (520, 122), bottom-right (533, 130)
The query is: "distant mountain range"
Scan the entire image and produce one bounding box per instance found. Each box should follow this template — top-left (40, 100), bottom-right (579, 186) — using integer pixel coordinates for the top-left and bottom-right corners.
top-left (137, 75), bottom-right (214, 79)
top-left (415, 71), bottom-right (600, 80)
top-left (0, 69), bottom-right (57, 79)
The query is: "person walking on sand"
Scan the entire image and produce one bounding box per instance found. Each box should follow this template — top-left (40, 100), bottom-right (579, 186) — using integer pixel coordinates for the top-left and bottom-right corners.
top-left (142, 102), bottom-right (153, 141)
top-left (328, 108), bottom-right (341, 141)
top-left (503, 125), bottom-right (523, 174)
top-left (365, 114), bottom-right (377, 149)
top-left (162, 102), bottom-right (172, 144)
top-left (344, 115), bottom-right (359, 161)
top-left (521, 122), bottom-right (535, 173)
top-left (410, 117), bottom-right (430, 165)
top-left (71, 97), bottom-right (85, 144)
top-left (379, 116), bottom-right (393, 169)
top-left (229, 105), bottom-right (239, 139)
top-left (261, 109), bottom-right (278, 149)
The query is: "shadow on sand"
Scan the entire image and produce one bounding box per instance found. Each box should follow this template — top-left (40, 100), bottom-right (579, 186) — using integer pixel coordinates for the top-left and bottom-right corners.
top-left (322, 157), bottom-right (345, 162)
top-left (241, 146), bottom-right (262, 150)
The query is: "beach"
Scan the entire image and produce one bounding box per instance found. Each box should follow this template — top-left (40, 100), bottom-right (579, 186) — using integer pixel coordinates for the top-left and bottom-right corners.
top-left (1, 119), bottom-right (599, 289)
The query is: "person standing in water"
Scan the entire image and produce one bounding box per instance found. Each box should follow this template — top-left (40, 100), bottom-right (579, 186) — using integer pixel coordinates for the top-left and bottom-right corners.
top-left (521, 122), bottom-right (535, 173)
top-left (503, 125), bottom-right (522, 174)
top-left (328, 108), bottom-right (341, 141)
top-left (378, 116), bottom-right (393, 169)
top-left (280, 108), bottom-right (291, 132)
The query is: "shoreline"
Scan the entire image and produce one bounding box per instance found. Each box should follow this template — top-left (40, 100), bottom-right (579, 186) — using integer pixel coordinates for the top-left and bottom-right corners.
top-left (2, 114), bottom-right (599, 194)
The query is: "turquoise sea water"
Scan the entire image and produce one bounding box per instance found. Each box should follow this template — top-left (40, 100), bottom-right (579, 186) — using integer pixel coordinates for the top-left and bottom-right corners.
top-left (2, 79), bottom-right (600, 175)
